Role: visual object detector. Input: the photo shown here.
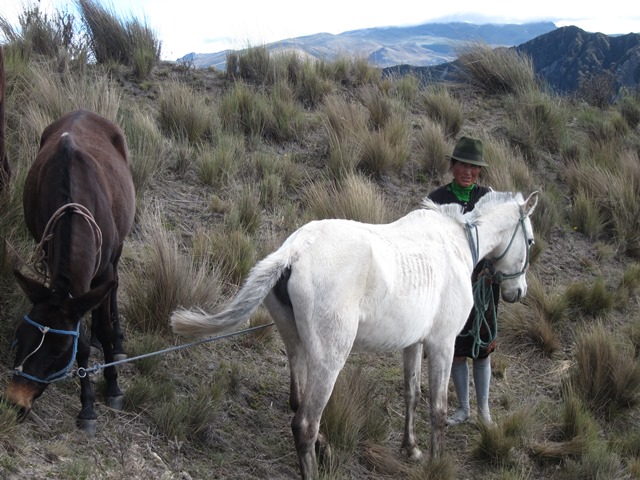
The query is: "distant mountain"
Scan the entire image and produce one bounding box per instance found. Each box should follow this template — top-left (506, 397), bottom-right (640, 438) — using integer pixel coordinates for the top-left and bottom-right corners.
top-left (515, 26), bottom-right (640, 93)
top-left (178, 21), bottom-right (557, 70)
top-left (387, 26), bottom-right (640, 94)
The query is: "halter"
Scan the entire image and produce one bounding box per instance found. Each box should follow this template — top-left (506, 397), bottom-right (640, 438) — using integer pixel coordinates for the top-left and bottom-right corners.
top-left (13, 314), bottom-right (80, 384)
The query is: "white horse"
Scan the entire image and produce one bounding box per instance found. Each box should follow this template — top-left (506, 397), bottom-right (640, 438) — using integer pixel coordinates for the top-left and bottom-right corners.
top-left (171, 190), bottom-right (539, 480)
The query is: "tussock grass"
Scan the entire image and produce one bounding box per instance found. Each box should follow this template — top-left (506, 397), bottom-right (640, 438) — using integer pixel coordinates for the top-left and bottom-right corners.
top-left (391, 73), bottom-right (420, 107)
top-left (568, 322), bottom-right (640, 419)
top-left (617, 90), bottom-right (640, 129)
top-left (472, 419), bottom-right (519, 467)
top-left (78, 0), bottom-right (160, 74)
top-left (122, 211), bottom-right (221, 334)
top-left (359, 84), bottom-right (394, 129)
top-left (125, 333), bottom-right (169, 376)
top-left (219, 80), bottom-right (268, 140)
top-left (152, 380), bottom-right (227, 442)
top-left (563, 279), bottom-right (613, 318)
top-left (358, 112), bottom-right (410, 177)
top-left (416, 85), bottom-right (464, 139)
top-left (505, 90), bottom-right (569, 161)
top-left (482, 137), bottom-right (534, 192)
top-left (408, 454), bottom-right (456, 480)
top-left (195, 132), bottom-right (245, 187)
top-left (264, 81), bottom-right (306, 142)
top-left (158, 81), bottom-right (213, 142)
top-left (225, 185), bottom-right (262, 234)
top-left (18, 62), bottom-right (120, 128)
top-left (207, 228), bottom-right (256, 287)
top-left (304, 173), bottom-right (389, 224)
top-left (124, 375), bottom-right (175, 412)
top-left (500, 303), bottom-right (561, 356)
top-left (530, 188), bottom-right (562, 242)
top-left (320, 365), bottom-right (391, 475)
top-left (414, 118), bottom-right (449, 176)
top-left (570, 189), bottom-right (604, 240)
top-left (456, 41), bottom-right (537, 95)
top-left (119, 106), bottom-right (167, 197)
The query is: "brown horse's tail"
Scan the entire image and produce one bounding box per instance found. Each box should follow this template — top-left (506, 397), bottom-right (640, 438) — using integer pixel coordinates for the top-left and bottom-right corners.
top-left (0, 46), bottom-right (10, 190)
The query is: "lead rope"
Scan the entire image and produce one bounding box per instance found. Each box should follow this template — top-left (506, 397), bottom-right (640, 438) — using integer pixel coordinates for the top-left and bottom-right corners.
top-left (34, 203), bottom-right (103, 284)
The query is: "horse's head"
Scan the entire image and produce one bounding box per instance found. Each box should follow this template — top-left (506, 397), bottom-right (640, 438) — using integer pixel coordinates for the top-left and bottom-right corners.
top-left (5, 270), bottom-right (114, 420)
top-left (487, 191), bottom-right (539, 303)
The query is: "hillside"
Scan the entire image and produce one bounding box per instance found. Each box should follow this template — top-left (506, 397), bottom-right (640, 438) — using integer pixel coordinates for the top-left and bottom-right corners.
top-left (1, 40), bottom-right (640, 480)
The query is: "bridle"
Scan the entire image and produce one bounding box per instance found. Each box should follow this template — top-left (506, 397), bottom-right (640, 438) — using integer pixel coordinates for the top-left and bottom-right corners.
top-left (465, 211), bottom-right (533, 281)
top-left (486, 212), bottom-right (533, 281)
top-left (13, 314), bottom-right (80, 384)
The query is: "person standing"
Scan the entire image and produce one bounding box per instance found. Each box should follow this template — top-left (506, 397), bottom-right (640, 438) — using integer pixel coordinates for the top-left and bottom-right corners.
top-left (428, 136), bottom-right (500, 425)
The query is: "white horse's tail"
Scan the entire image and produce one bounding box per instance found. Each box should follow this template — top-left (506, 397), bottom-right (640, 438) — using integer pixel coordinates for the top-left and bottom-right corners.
top-left (170, 247), bottom-right (292, 337)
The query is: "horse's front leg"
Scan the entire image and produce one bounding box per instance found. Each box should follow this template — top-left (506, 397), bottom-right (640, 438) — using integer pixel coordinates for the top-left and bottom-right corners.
top-left (76, 330), bottom-right (98, 435)
top-left (427, 343), bottom-right (454, 458)
top-left (401, 343), bottom-right (423, 460)
top-left (92, 299), bottom-right (124, 410)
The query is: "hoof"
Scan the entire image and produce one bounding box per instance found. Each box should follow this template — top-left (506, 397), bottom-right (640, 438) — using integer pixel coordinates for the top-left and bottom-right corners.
top-left (106, 395), bottom-right (124, 410)
top-left (408, 447), bottom-right (423, 462)
top-left (77, 418), bottom-right (97, 436)
top-left (113, 352), bottom-right (127, 362)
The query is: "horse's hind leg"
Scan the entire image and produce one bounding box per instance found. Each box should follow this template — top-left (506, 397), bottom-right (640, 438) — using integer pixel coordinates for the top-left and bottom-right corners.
top-left (110, 264), bottom-right (126, 360)
top-left (401, 343), bottom-right (423, 460)
top-left (264, 292), bottom-right (306, 413)
top-left (292, 362), bottom-right (344, 480)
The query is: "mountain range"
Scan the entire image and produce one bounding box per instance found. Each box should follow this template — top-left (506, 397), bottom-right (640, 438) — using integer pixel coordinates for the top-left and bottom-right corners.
top-left (179, 22), bottom-right (640, 94)
top-left (178, 21), bottom-right (558, 70)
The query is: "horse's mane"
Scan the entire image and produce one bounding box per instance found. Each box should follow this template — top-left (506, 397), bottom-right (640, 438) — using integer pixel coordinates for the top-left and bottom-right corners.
top-left (421, 190), bottom-right (524, 224)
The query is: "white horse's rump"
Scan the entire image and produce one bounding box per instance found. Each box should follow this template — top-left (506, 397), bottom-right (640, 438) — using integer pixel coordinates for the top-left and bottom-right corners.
top-left (171, 190), bottom-right (539, 480)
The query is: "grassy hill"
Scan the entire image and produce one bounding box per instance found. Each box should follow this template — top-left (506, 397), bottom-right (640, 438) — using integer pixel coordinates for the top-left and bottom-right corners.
top-left (1, 5), bottom-right (640, 480)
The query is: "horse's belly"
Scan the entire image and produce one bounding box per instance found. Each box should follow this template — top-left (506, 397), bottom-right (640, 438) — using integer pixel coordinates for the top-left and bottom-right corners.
top-left (352, 311), bottom-right (431, 352)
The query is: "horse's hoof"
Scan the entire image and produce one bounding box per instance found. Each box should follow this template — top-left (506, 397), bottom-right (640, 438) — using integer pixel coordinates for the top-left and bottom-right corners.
top-left (106, 395), bottom-right (124, 410)
top-left (113, 352), bottom-right (127, 361)
top-left (77, 418), bottom-right (97, 436)
top-left (408, 448), bottom-right (423, 462)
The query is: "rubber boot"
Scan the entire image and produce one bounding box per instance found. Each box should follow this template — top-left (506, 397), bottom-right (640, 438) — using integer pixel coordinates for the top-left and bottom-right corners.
top-left (473, 356), bottom-right (493, 424)
top-left (446, 359), bottom-right (470, 426)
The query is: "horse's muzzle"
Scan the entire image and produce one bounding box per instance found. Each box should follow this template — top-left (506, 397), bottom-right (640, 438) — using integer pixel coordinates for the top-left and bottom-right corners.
top-left (502, 288), bottom-right (524, 303)
top-left (5, 376), bottom-right (45, 420)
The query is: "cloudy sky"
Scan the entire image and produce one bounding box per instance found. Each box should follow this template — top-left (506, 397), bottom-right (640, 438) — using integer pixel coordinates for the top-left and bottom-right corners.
top-left (2, 0), bottom-right (639, 60)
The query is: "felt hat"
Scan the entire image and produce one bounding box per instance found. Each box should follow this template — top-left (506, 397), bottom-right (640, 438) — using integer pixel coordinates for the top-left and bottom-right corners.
top-left (449, 136), bottom-right (488, 167)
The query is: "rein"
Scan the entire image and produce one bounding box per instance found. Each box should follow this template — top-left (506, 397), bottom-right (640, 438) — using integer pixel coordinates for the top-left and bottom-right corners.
top-left (35, 203), bottom-right (103, 284)
top-left (463, 213), bottom-right (532, 358)
top-left (10, 321), bottom-right (274, 382)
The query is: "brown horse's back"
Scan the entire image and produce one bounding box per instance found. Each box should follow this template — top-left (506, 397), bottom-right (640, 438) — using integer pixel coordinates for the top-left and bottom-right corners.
top-left (23, 109), bottom-right (135, 254)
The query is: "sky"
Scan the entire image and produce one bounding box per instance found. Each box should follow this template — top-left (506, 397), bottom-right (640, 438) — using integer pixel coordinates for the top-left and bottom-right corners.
top-left (1, 0), bottom-right (639, 61)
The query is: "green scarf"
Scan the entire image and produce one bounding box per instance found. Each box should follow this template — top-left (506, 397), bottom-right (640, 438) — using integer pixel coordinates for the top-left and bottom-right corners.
top-left (449, 181), bottom-right (475, 203)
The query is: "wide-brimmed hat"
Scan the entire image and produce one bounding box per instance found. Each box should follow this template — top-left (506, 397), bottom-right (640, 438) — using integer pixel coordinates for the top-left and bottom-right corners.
top-left (449, 136), bottom-right (488, 167)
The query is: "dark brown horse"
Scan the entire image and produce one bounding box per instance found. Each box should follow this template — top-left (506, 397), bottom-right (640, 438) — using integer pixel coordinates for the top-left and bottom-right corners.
top-left (6, 109), bottom-right (135, 434)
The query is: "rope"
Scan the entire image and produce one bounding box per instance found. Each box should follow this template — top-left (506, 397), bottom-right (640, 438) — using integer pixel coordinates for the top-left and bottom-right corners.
top-left (34, 203), bottom-right (103, 284)
top-left (76, 322), bottom-right (275, 378)
top-left (465, 267), bottom-right (498, 359)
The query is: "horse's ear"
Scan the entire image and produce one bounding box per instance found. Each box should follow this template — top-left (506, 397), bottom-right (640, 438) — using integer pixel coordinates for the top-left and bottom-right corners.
top-left (523, 191), bottom-right (539, 216)
top-left (13, 269), bottom-right (51, 304)
top-left (68, 280), bottom-right (116, 319)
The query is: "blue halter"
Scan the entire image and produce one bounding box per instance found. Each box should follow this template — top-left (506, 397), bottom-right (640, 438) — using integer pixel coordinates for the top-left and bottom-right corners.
top-left (13, 315), bottom-right (80, 384)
